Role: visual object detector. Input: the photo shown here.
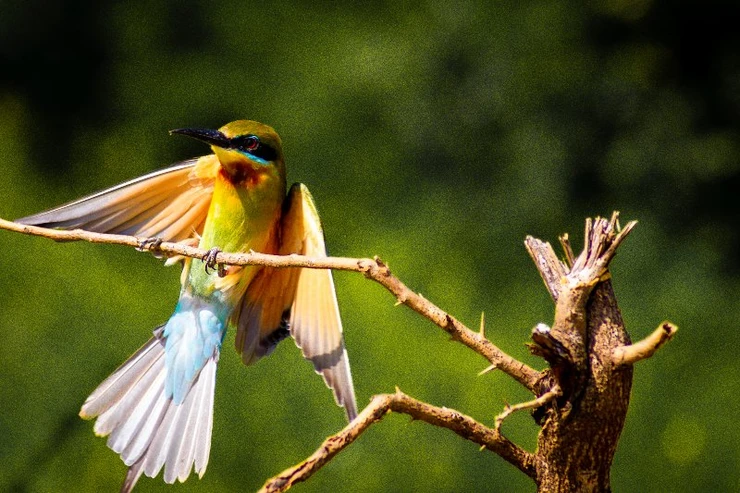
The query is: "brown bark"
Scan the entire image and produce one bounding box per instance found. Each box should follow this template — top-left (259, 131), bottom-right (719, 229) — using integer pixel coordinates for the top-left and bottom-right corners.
top-left (525, 215), bottom-right (636, 492)
top-left (533, 281), bottom-right (632, 492)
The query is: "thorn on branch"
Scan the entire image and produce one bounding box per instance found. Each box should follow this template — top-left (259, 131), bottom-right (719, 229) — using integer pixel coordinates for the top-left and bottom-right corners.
top-left (478, 364), bottom-right (497, 376)
top-left (479, 312), bottom-right (486, 339)
top-left (394, 293), bottom-right (407, 306)
top-left (612, 322), bottom-right (678, 366)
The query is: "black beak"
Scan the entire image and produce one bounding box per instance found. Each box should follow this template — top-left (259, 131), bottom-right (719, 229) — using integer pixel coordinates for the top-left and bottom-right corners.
top-left (169, 128), bottom-right (230, 148)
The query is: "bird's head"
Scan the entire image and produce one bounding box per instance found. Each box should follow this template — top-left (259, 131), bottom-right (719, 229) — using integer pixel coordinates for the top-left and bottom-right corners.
top-left (170, 120), bottom-right (285, 185)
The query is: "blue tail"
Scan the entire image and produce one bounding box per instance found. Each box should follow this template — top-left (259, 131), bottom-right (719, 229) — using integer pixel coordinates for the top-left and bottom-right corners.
top-left (163, 294), bottom-right (229, 404)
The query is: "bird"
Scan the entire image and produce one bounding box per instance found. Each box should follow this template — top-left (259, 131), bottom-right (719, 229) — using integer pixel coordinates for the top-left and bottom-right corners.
top-left (16, 120), bottom-right (357, 491)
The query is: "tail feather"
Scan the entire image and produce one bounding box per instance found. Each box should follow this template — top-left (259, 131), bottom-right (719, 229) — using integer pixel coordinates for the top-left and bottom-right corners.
top-left (143, 384), bottom-right (189, 479)
top-left (113, 371), bottom-right (169, 462)
top-left (173, 373), bottom-right (205, 480)
top-left (168, 359), bottom-right (215, 481)
top-left (195, 362), bottom-right (215, 475)
top-left (121, 459), bottom-right (146, 493)
top-left (80, 329), bottom-right (217, 491)
top-left (82, 327), bottom-right (166, 421)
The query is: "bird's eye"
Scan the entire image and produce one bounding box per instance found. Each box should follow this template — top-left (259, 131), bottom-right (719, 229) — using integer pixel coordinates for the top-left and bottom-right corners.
top-left (233, 135), bottom-right (260, 152)
top-left (230, 134), bottom-right (278, 162)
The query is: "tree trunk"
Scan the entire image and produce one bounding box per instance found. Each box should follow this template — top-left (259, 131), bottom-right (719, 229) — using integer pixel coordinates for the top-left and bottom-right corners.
top-left (526, 218), bottom-right (637, 492)
top-left (535, 280), bottom-right (633, 492)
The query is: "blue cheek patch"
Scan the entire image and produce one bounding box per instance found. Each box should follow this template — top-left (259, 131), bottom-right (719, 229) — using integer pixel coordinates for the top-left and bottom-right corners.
top-left (237, 150), bottom-right (269, 166)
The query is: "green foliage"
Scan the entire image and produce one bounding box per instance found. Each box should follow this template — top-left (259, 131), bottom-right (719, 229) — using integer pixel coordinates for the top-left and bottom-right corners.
top-left (1, 1), bottom-right (738, 491)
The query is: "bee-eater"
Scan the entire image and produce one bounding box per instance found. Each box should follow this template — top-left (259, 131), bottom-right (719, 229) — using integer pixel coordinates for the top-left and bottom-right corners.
top-left (17, 120), bottom-right (357, 491)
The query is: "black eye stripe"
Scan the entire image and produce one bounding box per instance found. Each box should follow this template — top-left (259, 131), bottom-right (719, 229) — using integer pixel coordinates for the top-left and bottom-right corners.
top-left (229, 134), bottom-right (278, 162)
top-left (230, 135), bottom-right (258, 152)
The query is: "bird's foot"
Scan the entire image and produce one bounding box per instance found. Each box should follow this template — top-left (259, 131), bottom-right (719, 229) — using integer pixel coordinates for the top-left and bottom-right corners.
top-left (138, 237), bottom-right (163, 252)
top-left (202, 247), bottom-right (226, 277)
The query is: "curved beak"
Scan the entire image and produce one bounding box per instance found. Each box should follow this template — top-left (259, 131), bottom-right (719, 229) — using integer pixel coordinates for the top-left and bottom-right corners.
top-left (169, 128), bottom-right (230, 148)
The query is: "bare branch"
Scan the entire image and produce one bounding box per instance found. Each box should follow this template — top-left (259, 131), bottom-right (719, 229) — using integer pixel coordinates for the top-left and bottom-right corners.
top-left (0, 218), bottom-right (542, 392)
top-left (259, 390), bottom-right (537, 492)
top-left (0, 218), bottom-right (366, 271)
top-left (494, 386), bottom-right (561, 432)
top-left (612, 322), bottom-right (678, 367)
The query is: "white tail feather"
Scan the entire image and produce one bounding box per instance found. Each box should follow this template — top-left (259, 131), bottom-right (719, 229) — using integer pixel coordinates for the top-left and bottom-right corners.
top-left (80, 331), bottom-right (217, 492)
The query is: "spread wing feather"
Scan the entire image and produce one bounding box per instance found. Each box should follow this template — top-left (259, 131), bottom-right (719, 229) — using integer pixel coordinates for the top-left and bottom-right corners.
top-left (16, 156), bottom-right (218, 243)
top-left (234, 183), bottom-right (357, 420)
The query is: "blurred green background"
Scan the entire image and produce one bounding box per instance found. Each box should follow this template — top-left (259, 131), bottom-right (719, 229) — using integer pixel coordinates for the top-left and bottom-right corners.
top-left (1, 1), bottom-right (738, 491)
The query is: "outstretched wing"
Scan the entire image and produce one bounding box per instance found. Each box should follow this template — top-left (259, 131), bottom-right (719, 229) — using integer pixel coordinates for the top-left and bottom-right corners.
top-left (233, 183), bottom-right (357, 421)
top-left (16, 156), bottom-right (219, 243)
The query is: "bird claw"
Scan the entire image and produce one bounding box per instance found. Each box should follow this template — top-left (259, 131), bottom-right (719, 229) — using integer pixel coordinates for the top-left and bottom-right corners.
top-left (202, 247), bottom-right (226, 277)
top-left (138, 237), bottom-right (163, 252)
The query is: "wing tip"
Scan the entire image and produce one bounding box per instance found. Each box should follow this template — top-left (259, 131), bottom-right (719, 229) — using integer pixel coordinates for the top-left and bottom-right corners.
top-left (344, 401), bottom-right (358, 422)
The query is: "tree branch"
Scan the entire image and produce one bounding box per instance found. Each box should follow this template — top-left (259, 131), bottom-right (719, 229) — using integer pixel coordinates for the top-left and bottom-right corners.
top-left (4, 211), bottom-right (678, 492)
top-left (259, 389), bottom-right (537, 493)
top-left (0, 218), bottom-right (541, 392)
top-left (611, 322), bottom-right (678, 366)
top-left (494, 386), bottom-right (561, 432)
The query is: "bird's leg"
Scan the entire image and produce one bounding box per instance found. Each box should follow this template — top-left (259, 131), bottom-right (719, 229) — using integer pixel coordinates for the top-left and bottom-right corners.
top-left (202, 247), bottom-right (226, 277)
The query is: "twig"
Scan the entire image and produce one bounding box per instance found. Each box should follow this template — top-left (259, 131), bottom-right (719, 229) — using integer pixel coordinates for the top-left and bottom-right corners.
top-left (259, 389), bottom-right (537, 493)
top-left (494, 387), bottom-right (561, 431)
top-left (0, 218), bottom-right (365, 271)
top-left (0, 218), bottom-right (542, 392)
top-left (612, 322), bottom-right (678, 366)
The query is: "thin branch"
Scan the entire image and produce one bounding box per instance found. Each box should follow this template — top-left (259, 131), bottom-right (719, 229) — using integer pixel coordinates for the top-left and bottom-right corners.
top-left (0, 218), bottom-right (365, 271)
top-left (259, 389), bottom-right (537, 493)
top-left (612, 322), bottom-right (678, 366)
top-left (0, 218), bottom-right (542, 392)
top-left (494, 386), bottom-right (561, 432)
